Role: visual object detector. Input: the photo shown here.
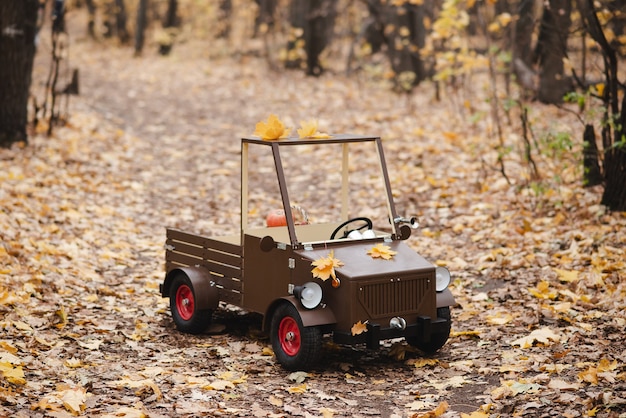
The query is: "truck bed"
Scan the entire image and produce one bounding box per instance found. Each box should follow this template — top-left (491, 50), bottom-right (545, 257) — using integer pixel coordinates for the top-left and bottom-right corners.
top-left (165, 228), bottom-right (243, 306)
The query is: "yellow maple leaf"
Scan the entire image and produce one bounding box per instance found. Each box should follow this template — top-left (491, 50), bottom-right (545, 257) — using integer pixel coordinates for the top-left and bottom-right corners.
top-left (486, 313), bottom-right (513, 325)
top-left (59, 385), bottom-right (88, 415)
top-left (297, 120), bottom-right (331, 139)
top-left (415, 401), bottom-right (449, 418)
top-left (409, 358), bottom-right (439, 368)
top-left (0, 361), bottom-right (26, 385)
top-left (287, 383), bottom-right (307, 393)
top-left (510, 327), bottom-right (561, 348)
top-left (461, 412), bottom-right (490, 418)
top-left (553, 268), bottom-right (579, 283)
top-left (351, 320), bottom-right (368, 336)
top-left (528, 281), bottom-right (557, 300)
top-left (367, 243), bottom-right (397, 260)
top-left (253, 114), bottom-right (291, 140)
top-left (311, 250), bottom-right (343, 281)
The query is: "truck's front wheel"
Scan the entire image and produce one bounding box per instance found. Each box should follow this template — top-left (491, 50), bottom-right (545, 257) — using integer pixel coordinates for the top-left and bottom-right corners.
top-left (170, 275), bottom-right (212, 334)
top-left (270, 303), bottom-right (322, 371)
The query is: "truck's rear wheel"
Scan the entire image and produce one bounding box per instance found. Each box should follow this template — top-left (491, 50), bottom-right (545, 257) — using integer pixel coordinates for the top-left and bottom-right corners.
top-left (270, 303), bottom-right (322, 371)
top-left (407, 307), bottom-right (451, 354)
top-left (170, 275), bottom-right (212, 334)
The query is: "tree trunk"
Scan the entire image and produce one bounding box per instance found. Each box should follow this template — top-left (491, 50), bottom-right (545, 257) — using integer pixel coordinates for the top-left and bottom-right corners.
top-left (85, 0), bottom-right (96, 38)
top-left (578, 0), bottom-right (626, 210)
top-left (513, 0), bottom-right (534, 67)
top-left (303, 0), bottom-right (336, 76)
top-left (115, 0), bottom-right (130, 43)
top-left (535, 0), bottom-right (572, 104)
top-left (0, 0), bottom-right (39, 147)
top-left (385, 2), bottom-right (428, 89)
top-left (583, 124), bottom-right (603, 187)
top-left (159, 0), bottom-right (178, 55)
top-left (134, 0), bottom-right (148, 55)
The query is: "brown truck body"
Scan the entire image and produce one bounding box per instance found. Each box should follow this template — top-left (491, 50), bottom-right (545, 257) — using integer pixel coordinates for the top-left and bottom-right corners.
top-left (160, 134), bottom-right (455, 370)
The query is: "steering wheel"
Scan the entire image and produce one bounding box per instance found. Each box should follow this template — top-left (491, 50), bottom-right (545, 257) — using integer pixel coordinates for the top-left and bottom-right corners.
top-left (330, 217), bottom-right (373, 240)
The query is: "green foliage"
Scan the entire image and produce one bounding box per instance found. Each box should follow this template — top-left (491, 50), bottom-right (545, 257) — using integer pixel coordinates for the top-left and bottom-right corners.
top-left (540, 131), bottom-right (573, 158)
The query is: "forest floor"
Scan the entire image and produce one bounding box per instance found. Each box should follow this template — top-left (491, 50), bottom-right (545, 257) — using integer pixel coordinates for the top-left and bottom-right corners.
top-left (1, 11), bottom-right (626, 418)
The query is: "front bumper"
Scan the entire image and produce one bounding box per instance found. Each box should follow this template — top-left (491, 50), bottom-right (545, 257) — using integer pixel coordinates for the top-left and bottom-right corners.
top-left (332, 315), bottom-right (450, 349)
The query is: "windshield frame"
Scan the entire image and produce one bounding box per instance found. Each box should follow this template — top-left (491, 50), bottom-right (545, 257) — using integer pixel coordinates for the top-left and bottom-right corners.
top-left (241, 135), bottom-right (399, 248)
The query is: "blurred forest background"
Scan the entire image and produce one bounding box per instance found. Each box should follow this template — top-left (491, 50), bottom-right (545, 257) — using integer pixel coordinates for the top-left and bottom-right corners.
top-left (2, 0), bottom-right (626, 208)
top-left (1, 1), bottom-right (626, 416)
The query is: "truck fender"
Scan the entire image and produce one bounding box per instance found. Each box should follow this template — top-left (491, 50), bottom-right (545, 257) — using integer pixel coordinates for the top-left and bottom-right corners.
top-left (162, 266), bottom-right (219, 311)
top-left (436, 288), bottom-right (456, 308)
top-left (263, 296), bottom-right (337, 332)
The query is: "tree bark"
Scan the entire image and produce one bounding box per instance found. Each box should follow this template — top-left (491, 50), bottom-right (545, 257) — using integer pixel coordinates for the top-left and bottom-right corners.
top-left (535, 0), bottom-right (572, 104)
top-left (583, 124), bottom-right (603, 187)
top-left (578, 0), bottom-right (626, 211)
top-left (159, 0), bottom-right (178, 55)
top-left (134, 0), bottom-right (148, 55)
top-left (303, 0), bottom-right (336, 76)
top-left (0, 0), bottom-right (39, 147)
top-left (513, 0), bottom-right (534, 67)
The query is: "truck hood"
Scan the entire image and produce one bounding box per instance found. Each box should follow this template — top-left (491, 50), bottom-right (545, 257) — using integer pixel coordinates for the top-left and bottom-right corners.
top-left (295, 240), bottom-right (434, 280)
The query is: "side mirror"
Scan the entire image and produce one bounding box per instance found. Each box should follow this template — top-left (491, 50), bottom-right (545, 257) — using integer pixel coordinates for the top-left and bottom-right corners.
top-left (398, 224), bottom-right (412, 240)
top-left (260, 235), bottom-right (276, 252)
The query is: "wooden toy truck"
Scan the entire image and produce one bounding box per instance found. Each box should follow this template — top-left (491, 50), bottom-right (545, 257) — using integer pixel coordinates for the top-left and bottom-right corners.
top-left (160, 134), bottom-right (455, 370)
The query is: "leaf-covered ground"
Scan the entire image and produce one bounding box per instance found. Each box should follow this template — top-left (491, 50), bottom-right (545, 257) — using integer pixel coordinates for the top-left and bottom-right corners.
top-left (2, 14), bottom-right (626, 418)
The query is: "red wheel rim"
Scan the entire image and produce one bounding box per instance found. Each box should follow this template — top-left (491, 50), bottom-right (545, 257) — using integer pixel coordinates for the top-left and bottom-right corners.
top-left (175, 284), bottom-right (195, 321)
top-left (278, 316), bottom-right (301, 356)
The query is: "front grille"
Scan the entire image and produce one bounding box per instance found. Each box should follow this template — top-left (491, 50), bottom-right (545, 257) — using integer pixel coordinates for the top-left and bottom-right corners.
top-left (357, 275), bottom-right (431, 318)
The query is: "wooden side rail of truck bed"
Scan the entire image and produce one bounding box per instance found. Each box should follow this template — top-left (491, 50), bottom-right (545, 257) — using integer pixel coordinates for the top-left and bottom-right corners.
top-left (165, 228), bottom-right (243, 306)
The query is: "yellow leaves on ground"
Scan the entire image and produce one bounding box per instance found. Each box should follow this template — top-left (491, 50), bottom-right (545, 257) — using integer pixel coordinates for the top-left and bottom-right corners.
top-left (287, 383), bottom-right (308, 394)
top-left (486, 312), bottom-right (513, 325)
top-left (367, 243), bottom-right (397, 260)
top-left (253, 114), bottom-right (290, 140)
top-left (528, 280), bottom-right (557, 300)
top-left (33, 384), bottom-right (88, 416)
top-left (0, 347), bottom-right (25, 385)
top-left (110, 376), bottom-right (163, 400)
top-left (461, 411), bottom-right (490, 418)
top-left (311, 250), bottom-right (343, 281)
top-left (577, 359), bottom-right (619, 385)
top-left (553, 268), bottom-right (579, 283)
top-left (408, 358), bottom-right (439, 368)
top-left (297, 120), bottom-right (331, 139)
top-left (351, 320), bottom-right (368, 336)
top-left (0, 361), bottom-right (25, 385)
top-left (411, 400), bottom-right (449, 418)
top-left (101, 406), bottom-right (147, 418)
top-left (510, 327), bottom-right (562, 348)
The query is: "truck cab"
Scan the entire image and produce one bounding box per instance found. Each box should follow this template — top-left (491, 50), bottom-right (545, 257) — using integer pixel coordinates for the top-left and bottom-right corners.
top-left (161, 134), bottom-right (455, 370)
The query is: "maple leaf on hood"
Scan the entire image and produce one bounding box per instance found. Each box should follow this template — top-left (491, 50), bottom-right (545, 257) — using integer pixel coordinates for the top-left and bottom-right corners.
top-left (253, 114), bottom-right (291, 140)
top-left (311, 250), bottom-right (343, 281)
top-left (367, 243), bottom-right (397, 260)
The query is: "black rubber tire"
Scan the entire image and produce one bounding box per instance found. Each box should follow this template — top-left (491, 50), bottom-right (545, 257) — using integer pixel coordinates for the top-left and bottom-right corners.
top-left (270, 303), bottom-right (322, 371)
top-left (406, 307), bottom-right (451, 354)
top-left (169, 274), bottom-right (213, 334)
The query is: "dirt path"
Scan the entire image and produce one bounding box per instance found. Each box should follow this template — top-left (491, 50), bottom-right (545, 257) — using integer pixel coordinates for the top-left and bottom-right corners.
top-left (2, 14), bottom-right (625, 417)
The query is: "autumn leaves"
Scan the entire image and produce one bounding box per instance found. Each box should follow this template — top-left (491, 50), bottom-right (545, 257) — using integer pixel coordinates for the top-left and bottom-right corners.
top-left (253, 114), bottom-right (330, 140)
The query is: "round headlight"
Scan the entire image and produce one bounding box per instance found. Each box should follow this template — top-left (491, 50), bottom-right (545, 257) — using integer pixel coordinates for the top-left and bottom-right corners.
top-left (293, 282), bottom-right (323, 309)
top-left (435, 267), bottom-right (451, 292)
